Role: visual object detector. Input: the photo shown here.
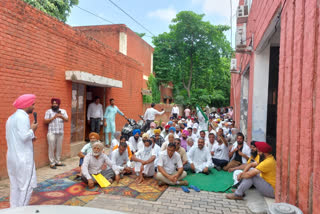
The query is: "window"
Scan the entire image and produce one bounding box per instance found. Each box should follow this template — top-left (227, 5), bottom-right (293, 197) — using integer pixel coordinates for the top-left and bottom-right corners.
top-left (71, 83), bottom-right (85, 142)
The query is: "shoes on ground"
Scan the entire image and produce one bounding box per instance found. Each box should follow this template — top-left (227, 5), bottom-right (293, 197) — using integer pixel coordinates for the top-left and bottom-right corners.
top-left (226, 193), bottom-right (243, 200)
top-left (50, 165), bottom-right (57, 169)
top-left (55, 163), bottom-right (66, 167)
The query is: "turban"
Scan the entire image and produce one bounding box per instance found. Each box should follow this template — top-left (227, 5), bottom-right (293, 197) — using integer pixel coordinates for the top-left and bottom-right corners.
top-left (165, 125), bottom-right (170, 129)
top-left (169, 127), bottom-right (176, 132)
top-left (92, 141), bottom-right (104, 149)
top-left (132, 129), bottom-right (141, 136)
top-left (142, 133), bottom-right (149, 139)
top-left (168, 121), bottom-right (173, 125)
top-left (154, 129), bottom-right (161, 134)
top-left (13, 94), bottom-right (36, 109)
top-left (150, 122), bottom-right (156, 128)
top-left (89, 132), bottom-right (100, 140)
top-left (182, 130), bottom-right (189, 135)
top-left (255, 142), bottom-right (272, 153)
top-left (51, 98), bottom-right (61, 105)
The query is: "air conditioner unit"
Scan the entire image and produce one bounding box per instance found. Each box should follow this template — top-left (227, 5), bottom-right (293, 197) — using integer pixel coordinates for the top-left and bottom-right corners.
top-left (230, 59), bottom-right (237, 72)
top-left (236, 24), bottom-right (247, 48)
top-left (237, 5), bottom-right (249, 18)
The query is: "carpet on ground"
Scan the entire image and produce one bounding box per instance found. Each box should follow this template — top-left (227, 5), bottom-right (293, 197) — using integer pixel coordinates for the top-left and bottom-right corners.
top-left (0, 168), bottom-right (167, 209)
top-left (183, 168), bottom-right (234, 193)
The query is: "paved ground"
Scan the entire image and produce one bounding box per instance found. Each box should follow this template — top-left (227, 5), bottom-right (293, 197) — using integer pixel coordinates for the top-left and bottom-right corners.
top-left (0, 156), bottom-right (253, 214)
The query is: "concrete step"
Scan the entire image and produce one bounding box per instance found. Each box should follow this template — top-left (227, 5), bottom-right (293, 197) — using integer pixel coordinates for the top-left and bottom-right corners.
top-left (245, 189), bottom-right (275, 214)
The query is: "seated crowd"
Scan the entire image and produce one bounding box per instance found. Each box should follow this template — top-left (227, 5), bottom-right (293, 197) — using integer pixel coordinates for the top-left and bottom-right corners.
top-left (77, 107), bottom-right (276, 201)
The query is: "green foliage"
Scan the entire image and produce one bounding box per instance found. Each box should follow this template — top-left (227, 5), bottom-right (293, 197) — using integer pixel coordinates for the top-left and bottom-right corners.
top-left (143, 95), bottom-right (153, 104)
top-left (146, 73), bottom-right (161, 103)
top-left (135, 32), bottom-right (146, 38)
top-left (23, 0), bottom-right (79, 22)
top-left (153, 11), bottom-right (232, 108)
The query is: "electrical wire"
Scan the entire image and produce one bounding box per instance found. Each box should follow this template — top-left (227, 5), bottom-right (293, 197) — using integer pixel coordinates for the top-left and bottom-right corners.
top-left (75, 5), bottom-right (114, 24)
top-left (106, 0), bottom-right (155, 36)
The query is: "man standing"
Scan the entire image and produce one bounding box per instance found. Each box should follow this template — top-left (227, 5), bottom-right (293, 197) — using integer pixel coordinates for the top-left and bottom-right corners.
top-left (104, 98), bottom-right (127, 146)
top-left (87, 96), bottom-right (103, 133)
top-left (6, 94), bottom-right (38, 207)
top-left (143, 103), bottom-right (164, 131)
top-left (44, 98), bottom-right (68, 169)
top-left (187, 138), bottom-right (212, 174)
top-left (171, 104), bottom-right (179, 119)
top-left (184, 106), bottom-right (191, 118)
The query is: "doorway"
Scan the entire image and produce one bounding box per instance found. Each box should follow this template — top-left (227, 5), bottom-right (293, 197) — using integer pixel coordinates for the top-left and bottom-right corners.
top-left (85, 86), bottom-right (106, 142)
top-left (266, 47), bottom-right (279, 157)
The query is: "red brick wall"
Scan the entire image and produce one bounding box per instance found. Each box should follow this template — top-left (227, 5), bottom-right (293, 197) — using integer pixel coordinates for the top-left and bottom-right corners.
top-left (74, 25), bottom-right (154, 89)
top-left (0, 0), bottom-right (143, 179)
top-left (231, 0), bottom-right (320, 212)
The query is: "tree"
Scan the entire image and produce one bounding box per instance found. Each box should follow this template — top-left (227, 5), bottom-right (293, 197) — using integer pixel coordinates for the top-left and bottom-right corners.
top-left (153, 11), bottom-right (232, 107)
top-left (23, 0), bottom-right (79, 22)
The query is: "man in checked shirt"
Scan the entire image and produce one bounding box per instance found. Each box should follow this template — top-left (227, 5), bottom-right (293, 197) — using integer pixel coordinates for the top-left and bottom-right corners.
top-left (44, 98), bottom-right (69, 169)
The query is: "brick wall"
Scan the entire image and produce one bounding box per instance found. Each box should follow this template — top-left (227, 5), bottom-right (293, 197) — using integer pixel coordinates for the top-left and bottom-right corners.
top-left (0, 0), bottom-right (144, 179)
top-left (74, 25), bottom-right (154, 89)
top-left (231, 0), bottom-right (320, 212)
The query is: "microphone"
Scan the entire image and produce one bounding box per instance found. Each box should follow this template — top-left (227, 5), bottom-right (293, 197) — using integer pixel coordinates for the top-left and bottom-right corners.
top-left (33, 112), bottom-right (37, 124)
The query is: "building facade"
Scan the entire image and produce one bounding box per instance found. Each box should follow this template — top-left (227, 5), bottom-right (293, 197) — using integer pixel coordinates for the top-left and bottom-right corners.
top-left (230, 0), bottom-right (319, 213)
top-left (0, 0), bottom-right (153, 179)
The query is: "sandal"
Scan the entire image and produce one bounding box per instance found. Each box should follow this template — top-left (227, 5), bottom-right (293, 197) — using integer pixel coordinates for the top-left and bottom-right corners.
top-left (181, 186), bottom-right (190, 193)
top-left (189, 185), bottom-right (200, 192)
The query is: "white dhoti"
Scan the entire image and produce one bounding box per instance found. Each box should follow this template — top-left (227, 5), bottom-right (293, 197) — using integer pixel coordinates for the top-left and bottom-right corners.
top-left (194, 162), bottom-right (213, 173)
top-left (135, 162), bottom-right (155, 177)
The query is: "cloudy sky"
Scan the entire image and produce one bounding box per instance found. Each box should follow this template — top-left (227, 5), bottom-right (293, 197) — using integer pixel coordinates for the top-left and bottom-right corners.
top-left (67, 0), bottom-right (239, 47)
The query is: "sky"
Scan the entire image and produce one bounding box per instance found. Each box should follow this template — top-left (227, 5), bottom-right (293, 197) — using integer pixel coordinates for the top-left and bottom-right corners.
top-left (66, 0), bottom-right (239, 47)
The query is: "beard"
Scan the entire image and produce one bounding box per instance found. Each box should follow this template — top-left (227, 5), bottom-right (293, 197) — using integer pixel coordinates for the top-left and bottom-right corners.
top-left (134, 136), bottom-right (139, 141)
top-left (259, 153), bottom-right (266, 162)
top-left (251, 150), bottom-right (258, 158)
top-left (52, 106), bottom-right (59, 112)
top-left (93, 151), bottom-right (102, 156)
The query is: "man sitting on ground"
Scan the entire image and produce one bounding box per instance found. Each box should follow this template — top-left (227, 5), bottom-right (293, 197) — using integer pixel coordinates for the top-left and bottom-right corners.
top-left (78, 132), bottom-right (99, 168)
top-left (112, 136), bottom-right (132, 160)
top-left (155, 143), bottom-right (188, 186)
top-left (228, 141), bottom-right (260, 172)
top-left (161, 138), bottom-right (189, 171)
top-left (161, 125), bottom-right (170, 139)
top-left (161, 133), bottom-right (175, 150)
top-left (152, 129), bottom-right (165, 147)
top-left (81, 141), bottom-right (116, 188)
top-left (223, 132), bottom-right (251, 171)
top-left (131, 139), bottom-right (156, 183)
top-left (128, 129), bottom-right (143, 153)
top-left (206, 133), bottom-right (218, 153)
top-left (226, 142), bottom-right (276, 200)
top-left (111, 142), bottom-right (132, 183)
top-left (211, 134), bottom-right (229, 171)
top-left (187, 138), bottom-right (212, 174)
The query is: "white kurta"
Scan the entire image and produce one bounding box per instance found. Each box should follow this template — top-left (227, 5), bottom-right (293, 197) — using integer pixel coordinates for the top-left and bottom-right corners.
top-left (6, 109), bottom-right (37, 208)
top-left (134, 147), bottom-right (156, 176)
top-left (187, 146), bottom-right (213, 173)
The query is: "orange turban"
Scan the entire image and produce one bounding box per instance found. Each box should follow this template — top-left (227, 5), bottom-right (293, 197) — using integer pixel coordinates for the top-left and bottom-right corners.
top-left (89, 132), bottom-right (100, 140)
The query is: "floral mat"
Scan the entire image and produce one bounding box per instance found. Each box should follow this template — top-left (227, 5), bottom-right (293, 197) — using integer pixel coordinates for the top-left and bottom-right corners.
top-left (0, 168), bottom-right (168, 209)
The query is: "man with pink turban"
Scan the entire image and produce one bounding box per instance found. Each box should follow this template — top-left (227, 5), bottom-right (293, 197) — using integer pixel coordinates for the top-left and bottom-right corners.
top-left (6, 94), bottom-right (38, 208)
top-left (44, 98), bottom-right (68, 169)
top-left (180, 130), bottom-right (189, 151)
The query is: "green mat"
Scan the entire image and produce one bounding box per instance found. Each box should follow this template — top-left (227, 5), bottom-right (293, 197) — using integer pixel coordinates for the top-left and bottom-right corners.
top-left (183, 168), bottom-right (234, 193)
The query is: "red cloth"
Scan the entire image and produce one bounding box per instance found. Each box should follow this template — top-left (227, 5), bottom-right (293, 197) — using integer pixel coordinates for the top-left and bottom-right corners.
top-left (165, 125), bottom-right (171, 129)
top-left (51, 98), bottom-right (61, 105)
top-left (13, 94), bottom-right (36, 109)
top-left (255, 142), bottom-right (272, 153)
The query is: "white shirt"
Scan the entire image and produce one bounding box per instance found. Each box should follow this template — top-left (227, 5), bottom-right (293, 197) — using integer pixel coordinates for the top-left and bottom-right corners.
top-left (44, 108), bottom-right (68, 134)
top-left (111, 148), bottom-right (130, 174)
top-left (184, 108), bottom-right (191, 117)
top-left (187, 146), bottom-right (212, 168)
top-left (87, 102), bottom-right (103, 120)
top-left (6, 109), bottom-right (37, 191)
top-left (212, 143), bottom-right (229, 161)
top-left (231, 142), bottom-right (251, 163)
top-left (165, 133), bottom-right (179, 141)
top-left (144, 108), bottom-right (165, 121)
top-left (128, 136), bottom-right (143, 153)
top-left (110, 139), bottom-right (119, 151)
top-left (135, 146), bottom-right (156, 161)
top-left (146, 129), bottom-right (155, 137)
top-left (152, 144), bottom-right (161, 167)
top-left (171, 106), bottom-right (179, 115)
top-left (158, 150), bottom-right (183, 175)
top-left (81, 153), bottom-right (115, 180)
top-left (206, 140), bottom-right (218, 154)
